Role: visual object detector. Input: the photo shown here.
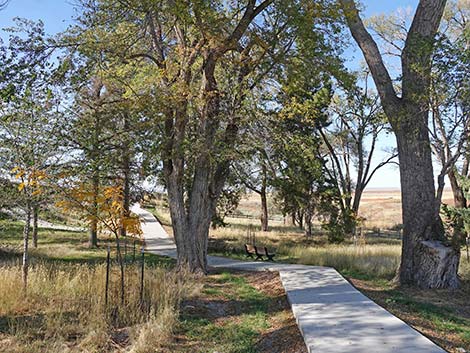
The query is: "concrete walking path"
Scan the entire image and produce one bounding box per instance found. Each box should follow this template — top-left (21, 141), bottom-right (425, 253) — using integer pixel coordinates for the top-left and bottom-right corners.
top-left (131, 204), bottom-right (445, 353)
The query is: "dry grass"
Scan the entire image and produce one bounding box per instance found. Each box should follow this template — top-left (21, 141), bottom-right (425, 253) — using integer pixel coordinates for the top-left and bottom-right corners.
top-left (228, 188), bottom-right (456, 230)
top-left (0, 261), bottom-right (200, 352)
top-left (358, 188), bottom-right (455, 229)
top-left (150, 201), bottom-right (470, 283)
top-left (150, 206), bottom-right (403, 280)
top-left (147, 196), bottom-right (470, 353)
top-left (288, 244), bottom-right (402, 279)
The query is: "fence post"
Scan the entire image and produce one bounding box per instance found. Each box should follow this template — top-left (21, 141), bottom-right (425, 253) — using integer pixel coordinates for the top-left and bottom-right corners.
top-left (140, 246), bottom-right (145, 306)
top-left (105, 245), bottom-right (110, 307)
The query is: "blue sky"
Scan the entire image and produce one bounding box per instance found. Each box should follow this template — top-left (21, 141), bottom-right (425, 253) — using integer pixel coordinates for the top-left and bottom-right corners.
top-left (0, 0), bottom-right (422, 189)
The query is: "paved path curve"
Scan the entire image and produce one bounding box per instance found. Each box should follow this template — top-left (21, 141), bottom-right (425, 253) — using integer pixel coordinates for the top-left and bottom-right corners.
top-left (131, 204), bottom-right (445, 353)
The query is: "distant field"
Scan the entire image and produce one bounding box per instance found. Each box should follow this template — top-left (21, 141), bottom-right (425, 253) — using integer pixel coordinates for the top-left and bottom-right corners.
top-left (235, 188), bottom-right (456, 230)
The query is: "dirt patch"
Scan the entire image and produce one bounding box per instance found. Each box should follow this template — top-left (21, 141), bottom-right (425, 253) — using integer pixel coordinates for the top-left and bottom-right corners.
top-left (172, 269), bottom-right (307, 353)
top-left (244, 271), bottom-right (307, 353)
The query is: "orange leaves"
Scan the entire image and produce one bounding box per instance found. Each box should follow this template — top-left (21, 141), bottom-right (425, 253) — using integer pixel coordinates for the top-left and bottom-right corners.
top-left (121, 215), bottom-right (143, 237)
top-left (57, 183), bottom-right (142, 238)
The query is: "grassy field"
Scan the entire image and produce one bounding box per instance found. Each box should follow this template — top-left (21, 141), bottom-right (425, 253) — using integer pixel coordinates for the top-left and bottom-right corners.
top-left (223, 188), bottom-right (456, 230)
top-left (0, 219), bottom-right (306, 352)
top-left (0, 220), bottom-right (197, 352)
top-left (148, 192), bottom-right (470, 353)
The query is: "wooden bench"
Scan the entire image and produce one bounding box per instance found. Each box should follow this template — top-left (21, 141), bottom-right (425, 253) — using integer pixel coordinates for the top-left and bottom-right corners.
top-left (244, 244), bottom-right (275, 261)
top-left (256, 246), bottom-right (275, 261)
top-left (245, 244), bottom-right (259, 259)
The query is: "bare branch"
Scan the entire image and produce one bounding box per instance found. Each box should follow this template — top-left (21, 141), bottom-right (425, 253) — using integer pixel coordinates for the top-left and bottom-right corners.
top-left (340, 0), bottom-right (399, 112)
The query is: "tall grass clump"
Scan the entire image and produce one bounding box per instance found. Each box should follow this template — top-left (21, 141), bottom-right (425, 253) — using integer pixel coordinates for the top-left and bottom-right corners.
top-left (0, 261), bottom-right (199, 352)
top-left (286, 244), bottom-right (402, 280)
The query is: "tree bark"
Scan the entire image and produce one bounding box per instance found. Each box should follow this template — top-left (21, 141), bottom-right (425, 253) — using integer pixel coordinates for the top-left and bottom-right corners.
top-left (297, 210), bottom-right (304, 230)
top-left (341, 0), bottom-right (460, 288)
top-left (165, 160), bottom-right (225, 274)
top-left (448, 168), bottom-right (467, 208)
top-left (304, 208), bottom-right (313, 238)
top-left (260, 190), bottom-right (268, 232)
top-left (89, 171), bottom-right (99, 248)
top-left (260, 164), bottom-right (268, 232)
top-left (394, 104), bottom-right (459, 287)
top-left (32, 204), bottom-right (38, 248)
top-left (22, 200), bottom-right (31, 291)
top-left (120, 116), bottom-right (131, 239)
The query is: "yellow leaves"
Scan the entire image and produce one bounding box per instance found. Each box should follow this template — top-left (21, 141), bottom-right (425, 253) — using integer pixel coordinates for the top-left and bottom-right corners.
top-left (55, 200), bottom-right (70, 211)
top-left (12, 166), bottom-right (47, 195)
top-left (58, 183), bottom-right (142, 237)
top-left (12, 167), bottom-right (26, 179)
top-left (31, 189), bottom-right (42, 197)
top-left (32, 170), bottom-right (47, 180)
top-left (121, 215), bottom-right (143, 237)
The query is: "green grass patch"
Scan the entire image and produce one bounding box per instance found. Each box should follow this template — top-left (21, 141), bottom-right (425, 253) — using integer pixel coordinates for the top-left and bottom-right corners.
top-left (0, 219), bottom-right (173, 268)
top-left (179, 272), bottom-right (270, 353)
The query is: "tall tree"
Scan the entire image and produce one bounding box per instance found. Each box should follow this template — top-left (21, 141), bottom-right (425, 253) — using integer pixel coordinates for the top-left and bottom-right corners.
top-left (70, 0), bottom-right (311, 273)
top-left (234, 116), bottom-right (275, 232)
top-left (341, 0), bottom-right (460, 288)
top-left (271, 117), bottom-right (338, 239)
top-left (320, 75), bottom-right (395, 234)
top-left (0, 19), bottom-right (64, 289)
top-left (368, 2), bottom-right (470, 217)
top-left (430, 2), bottom-right (470, 212)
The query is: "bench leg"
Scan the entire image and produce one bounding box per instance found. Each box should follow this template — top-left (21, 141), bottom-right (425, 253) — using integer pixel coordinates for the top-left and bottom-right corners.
top-left (267, 254), bottom-right (275, 261)
top-left (256, 254), bottom-right (264, 261)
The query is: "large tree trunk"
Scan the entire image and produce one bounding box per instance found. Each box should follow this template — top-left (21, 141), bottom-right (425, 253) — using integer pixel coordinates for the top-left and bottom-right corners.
top-left (341, 0), bottom-right (459, 288)
top-left (260, 190), bottom-right (268, 232)
top-left (166, 162), bottom-right (222, 274)
top-left (32, 204), bottom-right (38, 248)
top-left (395, 106), bottom-right (460, 288)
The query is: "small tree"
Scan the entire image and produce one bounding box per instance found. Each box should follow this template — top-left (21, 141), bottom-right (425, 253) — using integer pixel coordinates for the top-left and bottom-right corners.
top-left (12, 167), bottom-right (47, 289)
top-left (57, 183), bottom-right (142, 303)
top-left (320, 74), bottom-right (396, 234)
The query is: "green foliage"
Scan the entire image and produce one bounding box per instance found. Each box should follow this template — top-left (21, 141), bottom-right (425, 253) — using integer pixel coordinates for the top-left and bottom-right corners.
top-left (443, 176), bottom-right (470, 241)
top-left (211, 181), bottom-right (243, 229)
